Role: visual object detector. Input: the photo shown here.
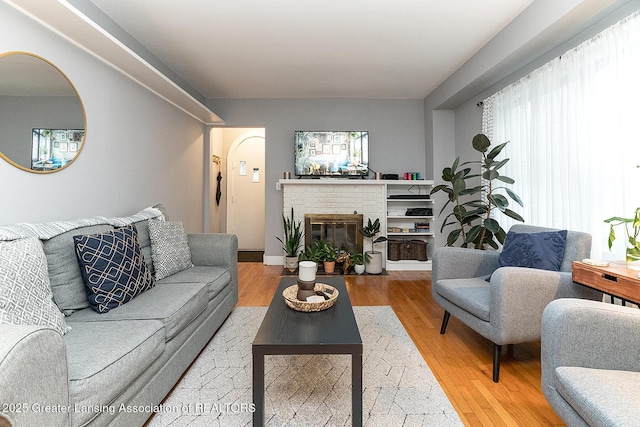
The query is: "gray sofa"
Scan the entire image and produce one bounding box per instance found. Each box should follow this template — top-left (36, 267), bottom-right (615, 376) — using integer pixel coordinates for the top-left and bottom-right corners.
top-left (0, 207), bottom-right (238, 427)
top-left (542, 298), bottom-right (640, 427)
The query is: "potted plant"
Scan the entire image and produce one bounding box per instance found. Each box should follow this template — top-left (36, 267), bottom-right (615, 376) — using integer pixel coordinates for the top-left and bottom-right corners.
top-left (605, 207), bottom-right (640, 270)
top-left (298, 243), bottom-right (322, 263)
top-left (350, 251), bottom-right (370, 275)
top-left (430, 133), bottom-right (524, 249)
top-left (276, 207), bottom-right (303, 272)
top-left (360, 218), bottom-right (387, 274)
top-left (317, 240), bottom-right (339, 274)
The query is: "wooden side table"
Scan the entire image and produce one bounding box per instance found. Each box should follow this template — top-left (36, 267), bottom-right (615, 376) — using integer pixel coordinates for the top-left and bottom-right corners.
top-left (572, 261), bottom-right (640, 306)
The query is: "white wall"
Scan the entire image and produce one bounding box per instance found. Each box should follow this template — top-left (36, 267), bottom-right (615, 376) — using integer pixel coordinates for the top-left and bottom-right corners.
top-left (206, 98), bottom-right (425, 258)
top-left (0, 3), bottom-right (207, 232)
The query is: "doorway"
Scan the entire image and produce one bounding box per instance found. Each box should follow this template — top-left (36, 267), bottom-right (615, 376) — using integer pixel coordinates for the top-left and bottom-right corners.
top-left (210, 128), bottom-right (266, 259)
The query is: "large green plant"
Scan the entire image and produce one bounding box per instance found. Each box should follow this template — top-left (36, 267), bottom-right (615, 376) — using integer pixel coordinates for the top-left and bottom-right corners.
top-left (275, 207), bottom-right (303, 257)
top-left (431, 133), bottom-right (524, 249)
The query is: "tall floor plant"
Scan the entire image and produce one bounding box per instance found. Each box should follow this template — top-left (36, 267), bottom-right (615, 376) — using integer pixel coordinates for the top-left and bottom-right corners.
top-left (431, 133), bottom-right (524, 249)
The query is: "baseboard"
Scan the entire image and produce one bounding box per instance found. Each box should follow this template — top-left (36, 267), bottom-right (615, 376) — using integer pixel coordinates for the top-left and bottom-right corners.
top-left (263, 255), bottom-right (283, 265)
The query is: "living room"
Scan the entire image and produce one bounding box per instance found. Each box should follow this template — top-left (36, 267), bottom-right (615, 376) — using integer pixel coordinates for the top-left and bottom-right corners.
top-left (1, 0), bottom-right (640, 426)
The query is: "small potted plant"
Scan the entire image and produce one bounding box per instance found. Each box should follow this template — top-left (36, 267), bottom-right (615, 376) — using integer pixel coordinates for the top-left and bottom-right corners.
top-left (359, 218), bottom-right (387, 274)
top-left (318, 240), bottom-right (339, 274)
top-left (350, 251), bottom-right (370, 275)
top-left (298, 243), bottom-right (322, 264)
top-left (276, 207), bottom-right (303, 273)
top-left (605, 207), bottom-right (640, 270)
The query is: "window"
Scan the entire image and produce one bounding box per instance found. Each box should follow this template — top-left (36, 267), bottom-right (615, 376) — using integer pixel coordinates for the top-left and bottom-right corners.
top-left (483, 11), bottom-right (640, 258)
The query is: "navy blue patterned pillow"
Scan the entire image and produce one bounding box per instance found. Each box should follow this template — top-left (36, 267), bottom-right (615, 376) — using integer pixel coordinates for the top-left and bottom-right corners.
top-left (74, 224), bottom-right (154, 313)
top-left (498, 230), bottom-right (568, 272)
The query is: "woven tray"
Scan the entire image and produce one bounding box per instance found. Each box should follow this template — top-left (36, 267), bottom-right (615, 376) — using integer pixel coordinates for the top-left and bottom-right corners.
top-left (282, 283), bottom-right (339, 312)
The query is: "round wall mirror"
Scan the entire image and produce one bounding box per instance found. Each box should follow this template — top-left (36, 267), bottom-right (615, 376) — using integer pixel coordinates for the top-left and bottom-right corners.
top-left (0, 52), bottom-right (86, 173)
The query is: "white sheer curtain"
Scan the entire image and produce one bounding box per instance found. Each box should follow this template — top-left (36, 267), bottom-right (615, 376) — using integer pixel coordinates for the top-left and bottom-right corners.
top-left (483, 11), bottom-right (640, 259)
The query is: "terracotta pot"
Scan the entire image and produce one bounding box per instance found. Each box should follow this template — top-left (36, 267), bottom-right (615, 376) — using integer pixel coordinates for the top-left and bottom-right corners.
top-left (323, 261), bottom-right (336, 274)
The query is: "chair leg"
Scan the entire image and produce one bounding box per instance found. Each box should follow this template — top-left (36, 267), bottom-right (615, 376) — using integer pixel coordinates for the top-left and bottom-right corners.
top-left (440, 311), bottom-right (450, 334)
top-left (493, 344), bottom-right (502, 383)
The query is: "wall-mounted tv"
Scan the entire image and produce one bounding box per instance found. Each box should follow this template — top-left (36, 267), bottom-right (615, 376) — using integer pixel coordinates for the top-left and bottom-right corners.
top-left (294, 131), bottom-right (368, 177)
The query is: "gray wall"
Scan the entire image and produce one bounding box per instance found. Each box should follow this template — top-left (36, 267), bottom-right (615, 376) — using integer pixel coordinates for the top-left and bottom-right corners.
top-left (0, 3), bottom-right (207, 231)
top-left (206, 98), bottom-right (425, 257)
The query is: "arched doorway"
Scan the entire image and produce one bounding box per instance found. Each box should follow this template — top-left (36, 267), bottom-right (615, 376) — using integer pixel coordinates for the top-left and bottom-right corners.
top-left (226, 131), bottom-right (265, 253)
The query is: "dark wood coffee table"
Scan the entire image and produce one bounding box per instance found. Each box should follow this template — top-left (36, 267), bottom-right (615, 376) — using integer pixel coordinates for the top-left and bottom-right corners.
top-left (252, 276), bottom-right (363, 426)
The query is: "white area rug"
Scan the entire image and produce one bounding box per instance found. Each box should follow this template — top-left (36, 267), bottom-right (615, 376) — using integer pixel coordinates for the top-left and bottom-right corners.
top-left (148, 306), bottom-right (463, 426)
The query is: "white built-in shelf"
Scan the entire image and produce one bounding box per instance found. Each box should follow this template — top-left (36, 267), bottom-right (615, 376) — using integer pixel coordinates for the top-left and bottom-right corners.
top-left (384, 180), bottom-right (435, 271)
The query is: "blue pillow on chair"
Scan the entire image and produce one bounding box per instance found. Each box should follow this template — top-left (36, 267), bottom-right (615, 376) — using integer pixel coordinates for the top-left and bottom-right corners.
top-left (498, 229), bottom-right (568, 271)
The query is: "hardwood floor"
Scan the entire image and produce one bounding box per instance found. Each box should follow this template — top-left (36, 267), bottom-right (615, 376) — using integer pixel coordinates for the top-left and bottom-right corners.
top-left (237, 263), bottom-right (564, 427)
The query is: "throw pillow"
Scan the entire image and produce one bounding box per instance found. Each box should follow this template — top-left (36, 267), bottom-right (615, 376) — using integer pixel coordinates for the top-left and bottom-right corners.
top-left (498, 229), bottom-right (568, 271)
top-left (0, 237), bottom-right (70, 335)
top-left (147, 219), bottom-right (193, 280)
top-left (74, 224), bottom-right (154, 313)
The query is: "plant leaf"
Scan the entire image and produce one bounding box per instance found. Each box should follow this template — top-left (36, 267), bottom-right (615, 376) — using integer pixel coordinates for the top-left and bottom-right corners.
top-left (446, 229), bottom-right (462, 246)
top-left (465, 225), bottom-right (482, 243)
top-left (503, 208), bottom-right (525, 222)
top-left (472, 134), bottom-right (491, 153)
top-left (484, 218), bottom-right (500, 233)
top-left (506, 188), bottom-right (523, 207)
top-left (491, 158), bottom-right (509, 171)
top-left (482, 170), bottom-right (499, 180)
top-left (453, 177), bottom-right (466, 195)
top-left (496, 175), bottom-right (515, 184)
top-left (487, 142), bottom-right (509, 160)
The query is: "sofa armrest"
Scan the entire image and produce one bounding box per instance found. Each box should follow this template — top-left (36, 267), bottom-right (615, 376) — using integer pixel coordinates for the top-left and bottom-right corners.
top-left (432, 246), bottom-right (500, 281)
top-left (542, 299), bottom-right (640, 373)
top-left (188, 233), bottom-right (238, 292)
top-left (490, 268), bottom-right (575, 342)
top-left (0, 324), bottom-right (69, 427)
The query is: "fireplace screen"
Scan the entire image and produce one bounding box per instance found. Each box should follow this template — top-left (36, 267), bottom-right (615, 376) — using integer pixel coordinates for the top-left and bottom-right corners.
top-left (304, 214), bottom-right (363, 253)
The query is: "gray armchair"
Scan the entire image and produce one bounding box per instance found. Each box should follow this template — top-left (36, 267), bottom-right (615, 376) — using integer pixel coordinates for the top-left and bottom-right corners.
top-left (542, 299), bottom-right (640, 426)
top-left (432, 224), bottom-right (601, 382)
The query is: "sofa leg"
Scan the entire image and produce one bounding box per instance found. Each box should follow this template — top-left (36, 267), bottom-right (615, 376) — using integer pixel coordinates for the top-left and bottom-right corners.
top-left (440, 311), bottom-right (450, 334)
top-left (493, 344), bottom-right (502, 383)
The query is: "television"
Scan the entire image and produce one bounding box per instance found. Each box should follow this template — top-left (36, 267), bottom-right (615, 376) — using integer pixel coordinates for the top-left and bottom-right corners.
top-left (294, 131), bottom-right (369, 177)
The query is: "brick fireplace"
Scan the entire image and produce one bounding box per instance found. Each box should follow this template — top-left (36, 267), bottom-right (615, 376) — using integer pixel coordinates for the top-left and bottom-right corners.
top-left (275, 180), bottom-right (387, 263)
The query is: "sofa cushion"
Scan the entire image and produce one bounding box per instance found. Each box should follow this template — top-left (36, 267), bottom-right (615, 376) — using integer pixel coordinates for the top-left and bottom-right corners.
top-left (434, 278), bottom-right (490, 321)
top-left (148, 219), bottom-right (193, 280)
top-left (555, 366), bottom-right (640, 427)
top-left (64, 318), bottom-right (165, 427)
top-left (498, 230), bottom-right (567, 272)
top-left (156, 266), bottom-right (231, 300)
top-left (133, 219), bottom-right (155, 276)
top-left (67, 282), bottom-right (208, 341)
top-left (74, 224), bottom-right (154, 313)
top-left (0, 237), bottom-right (70, 335)
top-left (43, 224), bottom-right (115, 315)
